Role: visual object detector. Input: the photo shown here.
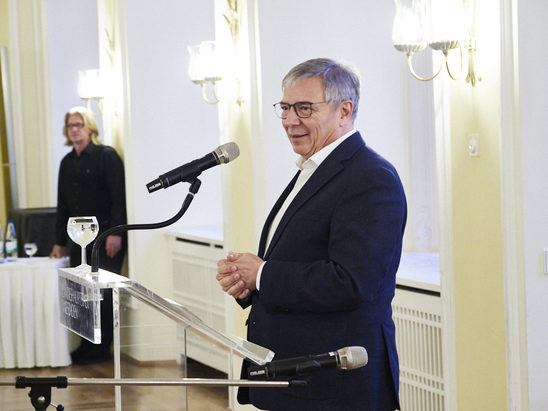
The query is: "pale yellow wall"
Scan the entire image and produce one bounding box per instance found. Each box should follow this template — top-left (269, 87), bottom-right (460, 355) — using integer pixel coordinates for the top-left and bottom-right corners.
top-left (0, 0), bottom-right (53, 209)
top-left (98, 0), bottom-right (124, 157)
top-left (0, 0), bottom-right (9, 228)
top-left (0, 0), bottom-right (8, 44)
top-left (12, 0), bottom-right (53, 207)
top-left (215, 0), bottom-right (258, 339)
top-left (450, 1), bottom-right (508, 408)
top-left (224, 119), bottom-right (256, 339)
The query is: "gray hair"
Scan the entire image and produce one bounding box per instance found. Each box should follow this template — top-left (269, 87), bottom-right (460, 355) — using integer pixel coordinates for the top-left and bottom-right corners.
top-left (282, 58), bottom-right (360, 121)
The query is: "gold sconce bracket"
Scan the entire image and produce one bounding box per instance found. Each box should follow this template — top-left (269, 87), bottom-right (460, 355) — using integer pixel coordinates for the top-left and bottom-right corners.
top-left (392, 0), bottom-right (481, 86)
top-left (194, 78), bottom-right (222, 105)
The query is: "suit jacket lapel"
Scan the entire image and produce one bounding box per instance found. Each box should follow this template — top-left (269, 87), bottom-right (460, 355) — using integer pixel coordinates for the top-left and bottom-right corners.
top-left (258, 170), bottom-right (301, 258)
top-left (263, 132), bottom-right (365, 259)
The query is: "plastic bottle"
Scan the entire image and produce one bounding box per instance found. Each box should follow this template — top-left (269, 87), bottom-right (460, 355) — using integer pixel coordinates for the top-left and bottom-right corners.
top-left (5, 221), bottom-right (17, 261)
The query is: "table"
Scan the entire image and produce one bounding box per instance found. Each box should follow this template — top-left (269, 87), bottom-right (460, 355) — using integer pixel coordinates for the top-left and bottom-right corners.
top-left (0, 257), bottom-right (71, 368)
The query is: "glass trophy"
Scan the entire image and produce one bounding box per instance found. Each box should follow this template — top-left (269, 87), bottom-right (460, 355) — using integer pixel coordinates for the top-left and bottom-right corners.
top-left (67, 216), bottom-right (99, 271)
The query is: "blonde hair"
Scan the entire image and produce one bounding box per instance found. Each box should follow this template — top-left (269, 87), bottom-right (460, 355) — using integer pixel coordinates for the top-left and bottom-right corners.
top-left (62, 106), bottom-right (100, 146)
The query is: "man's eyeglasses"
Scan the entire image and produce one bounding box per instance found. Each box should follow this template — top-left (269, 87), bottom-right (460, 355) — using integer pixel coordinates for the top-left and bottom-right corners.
top-left (66, 123), bottom-right (85, 129)
top-left (273, 101), bottom-right (329, 119)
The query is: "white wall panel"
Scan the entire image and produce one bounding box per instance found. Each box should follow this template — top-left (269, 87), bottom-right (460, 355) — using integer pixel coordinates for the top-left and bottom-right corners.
top-left (124, 0), bottom-right (222, 233)
top-left (257, 0), bottom-right (409, 216)
top-left (46, 0), bottom-right (100, 196)
top-left (518, 1), bottom-right (548, 408)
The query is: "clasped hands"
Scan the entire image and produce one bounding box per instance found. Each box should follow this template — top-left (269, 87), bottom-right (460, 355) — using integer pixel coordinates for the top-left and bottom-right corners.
top-left (217, 251), bottom-right (263, 300)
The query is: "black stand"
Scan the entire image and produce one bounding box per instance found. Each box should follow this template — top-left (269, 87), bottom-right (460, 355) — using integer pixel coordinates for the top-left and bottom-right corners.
top-left (90, 179), bottom-right (202, 273)
top-left (10, 375), bottom-right (304, 410)
top-left (15, 376), bottom-right (67, 411)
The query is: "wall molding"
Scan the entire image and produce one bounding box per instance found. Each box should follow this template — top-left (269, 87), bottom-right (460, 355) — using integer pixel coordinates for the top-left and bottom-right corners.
top-left (499, 0), bottom-right (529, 409)
top-left (7, 0), bottom-right (25, 207)
top-left (7, 0), bottom-right (55, 207)
top-left (433, 75), bottom-right (458, 411)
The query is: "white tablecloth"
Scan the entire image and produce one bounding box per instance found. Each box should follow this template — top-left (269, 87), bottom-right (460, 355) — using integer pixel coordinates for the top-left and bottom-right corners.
top-left (0, 257), bottom-right (71, 368)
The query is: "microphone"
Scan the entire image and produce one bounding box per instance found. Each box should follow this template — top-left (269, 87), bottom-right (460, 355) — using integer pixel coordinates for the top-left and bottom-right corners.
top-left (247, 346), bottom-right (368, 380)
top-left (146, 142), bottom-right (240, 193)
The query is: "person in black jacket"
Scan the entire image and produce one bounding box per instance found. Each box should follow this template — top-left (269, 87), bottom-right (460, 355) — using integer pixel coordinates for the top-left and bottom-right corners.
top-left (50, 106), bottom-right (127, 364)
top-left (217, 58), bottom-right (406, 410)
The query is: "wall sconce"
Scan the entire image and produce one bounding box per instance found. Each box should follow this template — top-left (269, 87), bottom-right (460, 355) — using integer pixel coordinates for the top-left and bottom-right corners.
top-left (392, 0), bottom-right (480, 86)
top-left (187, 41), bottom-right (223, 104)
top-left (78, 69), bottom-right (106, 112)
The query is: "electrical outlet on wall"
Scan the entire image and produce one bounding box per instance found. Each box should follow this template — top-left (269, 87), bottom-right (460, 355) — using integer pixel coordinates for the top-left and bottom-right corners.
top-left (468, 134), bottom-right (480, 157)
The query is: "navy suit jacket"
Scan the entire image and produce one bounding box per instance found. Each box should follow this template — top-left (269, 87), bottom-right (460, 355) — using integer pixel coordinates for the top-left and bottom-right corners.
top-left (238, 132), bottom-right (406, 410)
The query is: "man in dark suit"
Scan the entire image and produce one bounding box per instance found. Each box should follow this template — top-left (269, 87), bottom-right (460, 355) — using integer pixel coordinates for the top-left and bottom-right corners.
top-left (217, 58), bottom-right (406, 410)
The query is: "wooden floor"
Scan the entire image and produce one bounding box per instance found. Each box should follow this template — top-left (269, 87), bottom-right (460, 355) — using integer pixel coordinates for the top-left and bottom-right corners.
top-left (0, 358), bottom-right (229, 410)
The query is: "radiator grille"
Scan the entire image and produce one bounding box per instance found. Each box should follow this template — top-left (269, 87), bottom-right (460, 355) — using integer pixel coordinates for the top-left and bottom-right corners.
top-left (393, 288), bottom-right (445, 410)
top-left (171, 237), bottom-right (229, 373)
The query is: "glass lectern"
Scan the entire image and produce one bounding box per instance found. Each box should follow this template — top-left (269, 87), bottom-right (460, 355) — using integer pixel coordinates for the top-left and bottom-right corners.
top-left (58, 267), bottom-right (276, 411)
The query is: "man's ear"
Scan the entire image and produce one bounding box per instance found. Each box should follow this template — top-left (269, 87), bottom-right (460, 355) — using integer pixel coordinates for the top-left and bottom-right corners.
top-left (339, 100), bottom-right (354, 123)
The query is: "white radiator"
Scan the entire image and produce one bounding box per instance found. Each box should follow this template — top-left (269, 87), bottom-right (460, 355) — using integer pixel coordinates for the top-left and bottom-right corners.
top-left (169, 233), bottom-right (230, 373)
top-left (393, 286), bottom-right (445, 410)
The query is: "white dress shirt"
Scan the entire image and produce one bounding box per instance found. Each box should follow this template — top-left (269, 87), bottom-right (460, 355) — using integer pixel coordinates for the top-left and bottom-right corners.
top-left (256, 129), bottom-right (357, 290)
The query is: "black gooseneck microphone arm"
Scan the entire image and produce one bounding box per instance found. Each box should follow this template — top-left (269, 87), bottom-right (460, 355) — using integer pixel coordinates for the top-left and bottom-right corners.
top-left (90, 179), bottom-right (202, 273)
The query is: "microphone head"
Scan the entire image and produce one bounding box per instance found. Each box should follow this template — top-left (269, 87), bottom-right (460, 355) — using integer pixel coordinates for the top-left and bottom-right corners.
top-left (337, 346), bottom-right (368, 370)
top-left (216, 142), bottom-right (240, 164)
